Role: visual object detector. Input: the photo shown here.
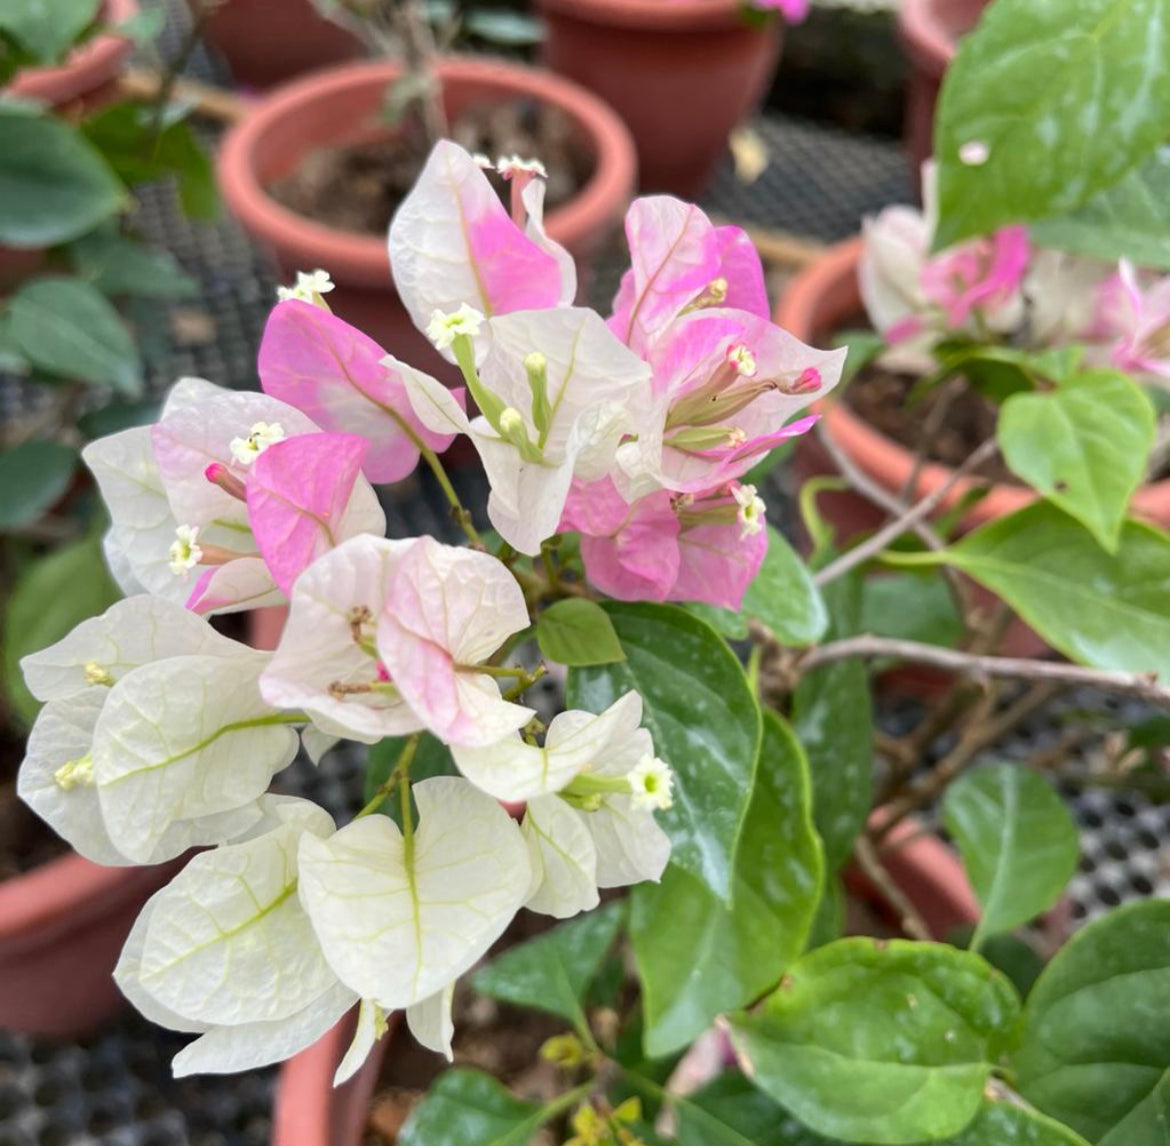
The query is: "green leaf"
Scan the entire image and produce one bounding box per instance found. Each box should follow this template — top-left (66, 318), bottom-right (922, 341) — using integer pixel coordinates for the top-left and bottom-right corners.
top-left (805, 876), bottom-right (844, 952)
top-left (1033, 146), bottom-right (1170, 270)
top-left (948, 927), bottom-right (1048, 1001)
top-left (681, 602), bottom-right (748, 640)
top-left (679, 1078), bottom-right (1089, 1146)
top-left (363, 733), bottom-right (456, 825)
top-left (68, 228), bottom-right (200, 299)
top-left (463, 8), bottom-right (546, 44)
top-left (742, 526), bottom-right (828, 647)
top-left (535, 598), bottom-right (625, 666)
top-left (8, 277), bottom-right (142, 394)
top-left (0, 111), bottom-right (126, 247)
top-left (82, 104), bottom-right (219, 220)
top-left (728, 938), bottom-right (1022, 1145)
top-left (943, 763), bottom-right (1079, 950)
top-left (792, 576), bottom-right (873, 873)
top-left (111, 5), bottom-right (165, 45)
top-left (77, 398), bottom-right (160, 439)
top-left (567, 603), bottom-right (761, 903)
top-left (3, 534), bottom-right (121, 725)
top-left (398, 1068), bottom-right (559, 1146)
top-left (0, 0), bottom-right (100, 63)
top-left (0, 440), bottom-right (78, 531)
top-left (934, 0), bottom-right (1170, 249)
top-left (860, 571), bottom-right (964, 648)
top-left (1016, 900), bottom-right (1170, 1144)
top-left (630, 711), bottom-right (823, 1057)
top-left (473, 902), bottom-right (623, 1036)
top-left (998, 371), bottom-right (1156, 552)
top-left (916, 503), bottom-right (1170, 680)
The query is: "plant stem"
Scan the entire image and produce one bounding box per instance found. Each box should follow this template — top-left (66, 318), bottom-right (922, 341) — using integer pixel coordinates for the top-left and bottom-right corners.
top-left (796, 635), bottom-right (1170, 704)
top-left (386, 408), bottom-right (483, 548)
top-left (151, 0), bottom-right (219, 137)
top-left (853, 836), bottom-right (933, 941)
top-left (357, 733), bottom-right (421, 817)
top-left (812, 437), bottom-right (999, 590)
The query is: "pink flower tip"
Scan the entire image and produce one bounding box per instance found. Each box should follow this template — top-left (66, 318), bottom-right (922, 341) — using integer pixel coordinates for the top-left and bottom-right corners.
top-left (791, 367), bottom-right (822, 395)
top-left (204, 461), bottom-right (247, 501)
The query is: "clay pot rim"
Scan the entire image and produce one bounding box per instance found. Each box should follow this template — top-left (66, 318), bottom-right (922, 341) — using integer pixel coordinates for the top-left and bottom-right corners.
top-left (6, 0), bottom-right (137, 103)
top-left (897, 0), bottom-right (962, 78)
top-left (535, 0), bottom-right (764, 34)
top-left (217, 56), bottom-right (637, 290)
top-left (777, 236), bottom-right (1170, 530)
top-left (0, 850), bottom-right (146, 939)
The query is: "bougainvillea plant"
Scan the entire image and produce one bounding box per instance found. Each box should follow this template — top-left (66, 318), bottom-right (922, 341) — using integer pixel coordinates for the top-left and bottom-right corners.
top-left (15, 134), bottom-right (1170, 1146)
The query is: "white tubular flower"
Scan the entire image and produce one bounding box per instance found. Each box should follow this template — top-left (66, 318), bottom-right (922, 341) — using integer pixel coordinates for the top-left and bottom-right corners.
top-left (732, 483), bottom-right (766, 538)
top-left (229, 421), bottom-right (286, 466)
top-left (496, 155), bottom-right (548, 180)
top-left (425, 303), bottom-right (486, 351)
top-left (168, 524), bottom-right (202, 577)
top-left (628, 754), bottom-right (674, 811)
top-left (276, 269), bottom-right (335, 306)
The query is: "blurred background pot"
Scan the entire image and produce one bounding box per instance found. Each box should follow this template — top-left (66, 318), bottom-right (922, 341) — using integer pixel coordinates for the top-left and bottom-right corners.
top-left (0, 855), bottom-right (180, 1039)
top-left (190, 0), bottom-right (362, 90)
top-left (898, 0), bottom-right (990, 177)
top-left (535, 0), bottom-right (780, 197)
top-left (218, 56), bottom-right (636, 376)
top-left (6, 0), bottom-right (138, 110)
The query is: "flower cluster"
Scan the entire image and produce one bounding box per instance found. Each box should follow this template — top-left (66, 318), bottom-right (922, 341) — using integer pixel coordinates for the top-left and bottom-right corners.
top-left (857, 164), bottom-right (1170, 382)
top-left (16, 140), bottom-right (834, 1081)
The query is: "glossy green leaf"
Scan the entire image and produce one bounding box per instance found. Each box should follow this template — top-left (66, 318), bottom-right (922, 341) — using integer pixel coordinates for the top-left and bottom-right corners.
top-left (1034, 146), bottom-right (1170, 269)
top-left (1016, 899), bottom-right (1170, 1144)
top-left (398, 1068), bottom-right (556, 1146)
top-left (77, 398), bottom-right (160, 440)
top-left (806, 877), bottom-right (845, 953)
top-left (948, 928), bottom-right (1047, 1001)
top-left (567, 603), bottom-right (761, 902)
top-left (916, 503), bottom-right (1170, 680)
top-left (473, 902), bottom-right (623, 1036)
top-left (0, 440), bottom-right (78, 530)
top-left (679, 1078), bottom-right (1089, 1146)
top-left (3, 534), bottom-right (121, 725)
top-left (464, 7), bottom-right (545, 43)
top-left (535, 598), bottom-right (625, 666)
top-left (681, 602), bottom-right (748, 640)
top-left (860, 571), bottom-right (963, 648)
top-left (742, 526), bottom-right (828, 648)
top-left (728, 938), bottom-right (1021, 1145)
top-left (68, 228), bottom-right (200, 299)
top-left (934, 0), bottom-right (1170, 249)
top-left (943, 764), bottom-right (1079, 950)
top-left (998, 372), bottom-right (1155, 552)
top-left (792, 577), bottom-right (873, 873)
top-left (0, 111), bottom-right (126, 247)
top-left (631, 712), bottom-right (823, 1057)
top-left (0, 0), bottom-right (100, 63)
top-left (9, 277), bottom-right (142, 394)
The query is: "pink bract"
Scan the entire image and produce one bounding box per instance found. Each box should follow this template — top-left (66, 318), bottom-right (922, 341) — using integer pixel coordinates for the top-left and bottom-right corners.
top-left (246, 432), bottom-right (370, 594)
top-left (919, 225), bottom-right (1030, 329)
top-left (257, 300), bottom-right (464, 484)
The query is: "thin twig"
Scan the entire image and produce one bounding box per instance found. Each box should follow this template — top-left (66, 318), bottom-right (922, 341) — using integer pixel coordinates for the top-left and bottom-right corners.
top-left (853, 837), bottom-right (934, 941)
top-left (899, 377), bottom-right (964, 505)
top-left (813, 437), bottom-right (999, 589)
top-left (151, 0), bottom-right (221, 135)
top-left (797, 636), bottom-right (1170, 705)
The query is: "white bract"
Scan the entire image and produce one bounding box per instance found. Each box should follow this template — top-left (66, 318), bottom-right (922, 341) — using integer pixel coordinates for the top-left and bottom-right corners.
top-left (298, 777), bottom-right (531, 1010)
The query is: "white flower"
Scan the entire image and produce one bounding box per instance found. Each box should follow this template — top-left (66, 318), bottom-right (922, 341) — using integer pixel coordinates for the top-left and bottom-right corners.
top-left (168, 524), bottom-right (202, 577)
top-left (727, 344), bottom-right (758, 377)
top-left (628, 754), bottom-right (674, 811)
top-left (732, 483), bottom-right (766, 538)
top-left (496, 155), bottom-right (548, 180)
top-left (472, 152), bottom-right (494, 169)
top-left (229, 421), bottom-right (286, 466)
top-left (425, 304), bottom-right (485, 351)
top-left (276, 269), bottom-right (335, 304)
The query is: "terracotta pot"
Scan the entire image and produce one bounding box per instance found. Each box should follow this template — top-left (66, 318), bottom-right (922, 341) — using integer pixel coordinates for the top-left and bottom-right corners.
top-left (898, 0), bottom-right (991, 177)
top-left (0, 854), bottom-right (180, 1038)
top-left (6, 0), bottom-right (137, 110)
top-left (778, 237), bottom-right (1170, 534)
top-left (273, 822), bottom-right (975, 1146)
top-left (218, 56), bottom-right (637, 376)
top-left (535, 0), bottom-right (780, 197)
top-left (193, 0), bottom-right (362, 90)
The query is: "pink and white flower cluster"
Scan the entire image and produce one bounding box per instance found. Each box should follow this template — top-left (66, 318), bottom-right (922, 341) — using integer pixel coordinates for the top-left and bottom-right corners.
top-left (860, 164), bottom-right (1170, 385)
top-left (16, 141), bottom-right (833, 1081)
